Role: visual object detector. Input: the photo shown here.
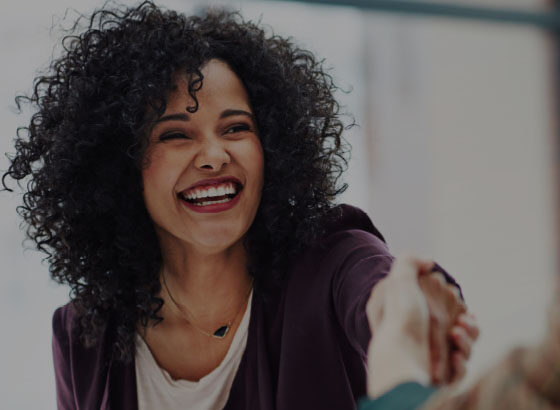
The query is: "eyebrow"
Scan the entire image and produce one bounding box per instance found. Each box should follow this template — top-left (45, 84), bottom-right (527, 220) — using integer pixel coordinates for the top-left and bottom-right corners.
top-left (155, 109), bottom-right (254, 124)
top-left (220, 109), bottom-right (254, 120)
top-left (154, 113), bottom-right (189, 123)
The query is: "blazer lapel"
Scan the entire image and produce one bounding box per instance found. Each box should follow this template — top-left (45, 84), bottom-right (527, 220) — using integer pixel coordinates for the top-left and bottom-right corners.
top-left (101, 354), bottom-right (138, 409)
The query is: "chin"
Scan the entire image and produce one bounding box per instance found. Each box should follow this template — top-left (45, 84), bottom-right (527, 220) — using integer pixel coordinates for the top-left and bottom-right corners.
top-left (192, 226), bottom-right (247, 253)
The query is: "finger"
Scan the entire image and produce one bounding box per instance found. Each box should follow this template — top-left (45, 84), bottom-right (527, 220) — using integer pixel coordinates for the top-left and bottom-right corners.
top-left (429, 314), bottom-right (448, 384)
top-left (449, 284), bottom-right (461, 299)
top-left (429, 271), bottom-right (446, 286)
top-left (417, 259), bottom-right (436, 276)
top-left (451, 351), bottom-right (466, 382)
top-left (457, 313), bottom-right (480, 340)
top-left (450, 325), bottom-right (472, 359)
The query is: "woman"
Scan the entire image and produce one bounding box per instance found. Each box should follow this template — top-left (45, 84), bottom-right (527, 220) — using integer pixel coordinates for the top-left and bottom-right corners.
top-left (3, 2), bottom-right (477, 409)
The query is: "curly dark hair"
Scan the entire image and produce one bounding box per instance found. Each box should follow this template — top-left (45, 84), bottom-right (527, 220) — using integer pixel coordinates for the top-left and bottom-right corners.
top-left (2, 1), bottom-right (349, 360)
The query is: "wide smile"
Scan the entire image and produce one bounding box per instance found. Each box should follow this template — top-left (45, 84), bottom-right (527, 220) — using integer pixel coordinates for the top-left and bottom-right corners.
top-left (177, 177), bottom-right (243, 213)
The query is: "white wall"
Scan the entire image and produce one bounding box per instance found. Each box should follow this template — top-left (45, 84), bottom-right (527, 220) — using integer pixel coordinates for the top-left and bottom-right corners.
top-left (361, 11), bottom-right (557, 387)
top-left (1, 0), bottom-right (556, 407)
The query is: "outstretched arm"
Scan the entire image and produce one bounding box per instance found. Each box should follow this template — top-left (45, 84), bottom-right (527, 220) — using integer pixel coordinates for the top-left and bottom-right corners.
top-left (361, 256), bottom-right (479, 409)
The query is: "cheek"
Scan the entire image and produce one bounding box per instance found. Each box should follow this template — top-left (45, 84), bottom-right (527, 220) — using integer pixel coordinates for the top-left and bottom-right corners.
top-left (230, 138), bottom-right (264, 187)
top-left (141, 150), bottom-right (179, 202)
top-left (246, 140), bottom-right (265, 185)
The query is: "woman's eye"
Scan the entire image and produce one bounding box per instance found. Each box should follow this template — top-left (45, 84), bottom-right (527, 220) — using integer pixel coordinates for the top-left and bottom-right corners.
top-left (159, 132), bottom-right (190, 141)
top-left (225, 124), bottom-right (251, 134)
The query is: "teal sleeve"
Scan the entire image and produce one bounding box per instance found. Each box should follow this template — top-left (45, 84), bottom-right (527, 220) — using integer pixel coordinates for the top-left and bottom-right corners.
top-left (357, 382), bottom-right (438, 410)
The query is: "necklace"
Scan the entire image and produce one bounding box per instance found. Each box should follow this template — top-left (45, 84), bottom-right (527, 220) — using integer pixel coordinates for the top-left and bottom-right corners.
top-left (161, 272), bottom-right (253, 339)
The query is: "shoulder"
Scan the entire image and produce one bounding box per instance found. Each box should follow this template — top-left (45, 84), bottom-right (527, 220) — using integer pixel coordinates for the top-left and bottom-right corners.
top-left (289, 204), bottom-right (393, 284)
top-left (51, 301), bottom-right (112, 357)
top-left (324, 204), bottom-right (386, 243)
top-left (52, 301), bottom-right (78, 345)
top-left (52, 301), bottom-right (121, 405)
top-left (52, 302), bottom-right (131, 409)
top-left (319, 204), bottom-right (391, 262)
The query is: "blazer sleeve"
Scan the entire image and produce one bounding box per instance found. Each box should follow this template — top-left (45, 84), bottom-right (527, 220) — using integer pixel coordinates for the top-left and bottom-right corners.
top-left (330, 229), bottom-right (394, 355)
top-left (52, 305), bottom-right (76, 410)
top-left (330, 229), bottom-right (461, 357)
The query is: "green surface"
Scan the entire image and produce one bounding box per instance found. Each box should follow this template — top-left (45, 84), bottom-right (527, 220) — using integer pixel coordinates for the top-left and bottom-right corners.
top-left (269, 0), bottom-right (560, 28)
top-left (358, 382), bottom-right (437, 410)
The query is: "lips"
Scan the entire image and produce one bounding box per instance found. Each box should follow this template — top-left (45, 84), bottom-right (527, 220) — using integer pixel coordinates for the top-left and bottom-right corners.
top-left (177, 176), bottom-right (243, 208)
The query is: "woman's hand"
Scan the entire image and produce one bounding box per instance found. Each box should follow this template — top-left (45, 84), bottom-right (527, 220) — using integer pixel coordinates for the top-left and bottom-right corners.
top-left (366, 256), bottom-right (434, 397)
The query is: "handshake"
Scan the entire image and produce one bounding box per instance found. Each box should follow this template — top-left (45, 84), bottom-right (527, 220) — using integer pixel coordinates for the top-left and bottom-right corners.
top-left (366, 256), bottom-right (480, 398)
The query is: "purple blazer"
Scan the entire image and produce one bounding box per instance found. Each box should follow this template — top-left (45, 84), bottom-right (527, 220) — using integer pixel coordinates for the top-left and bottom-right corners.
top-left (52, 204), bottom-right (458, 409)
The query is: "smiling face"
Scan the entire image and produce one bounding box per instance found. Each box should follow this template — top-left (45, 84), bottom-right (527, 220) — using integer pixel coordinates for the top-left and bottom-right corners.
top-left (142, 59), bottom-right (264, 256)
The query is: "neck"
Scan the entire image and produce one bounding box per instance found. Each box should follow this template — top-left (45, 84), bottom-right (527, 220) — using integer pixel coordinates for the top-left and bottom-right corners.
top-left (158, 237), bottom-right (252, 322)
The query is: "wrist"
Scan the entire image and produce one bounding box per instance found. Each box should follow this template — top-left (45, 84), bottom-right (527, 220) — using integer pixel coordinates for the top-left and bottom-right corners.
top-left (367, 327), bottom-right (431, 398)
top-left (367, 355), bottom-right (431, 398)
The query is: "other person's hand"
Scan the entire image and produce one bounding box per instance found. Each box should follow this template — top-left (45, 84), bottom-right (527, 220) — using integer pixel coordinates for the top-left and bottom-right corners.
top-left (419, 272), bottom-right (478, 384)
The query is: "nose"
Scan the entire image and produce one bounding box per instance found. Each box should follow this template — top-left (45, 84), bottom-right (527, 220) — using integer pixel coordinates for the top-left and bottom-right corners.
top-left (193, 137), bottom-right (231, 171)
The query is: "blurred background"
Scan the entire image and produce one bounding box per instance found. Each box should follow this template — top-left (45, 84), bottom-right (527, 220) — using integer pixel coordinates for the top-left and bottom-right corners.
top-left (1, 0), bottom-right (558, 408)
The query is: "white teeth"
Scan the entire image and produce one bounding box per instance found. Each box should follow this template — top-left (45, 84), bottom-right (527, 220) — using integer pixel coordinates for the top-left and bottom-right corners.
top-left (183, 182), bottom-right (238, 200)
top-left (225, 183), bottom-right (236, 195)
top-left (194, 197), bottom-right (232, 206)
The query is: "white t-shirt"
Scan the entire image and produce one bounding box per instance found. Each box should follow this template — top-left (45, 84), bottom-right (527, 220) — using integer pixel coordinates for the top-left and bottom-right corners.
top-left (135, 292), bottom-right (252, 410)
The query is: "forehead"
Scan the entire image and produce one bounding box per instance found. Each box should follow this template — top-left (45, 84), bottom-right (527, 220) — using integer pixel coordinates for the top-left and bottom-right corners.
top-left (166, 59), bottom-right (252, 113)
